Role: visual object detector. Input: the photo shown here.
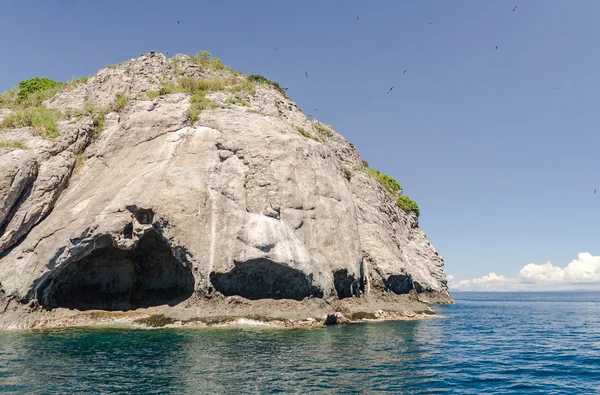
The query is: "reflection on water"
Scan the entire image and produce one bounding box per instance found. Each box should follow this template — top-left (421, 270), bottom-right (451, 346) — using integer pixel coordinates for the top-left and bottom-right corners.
top-left (2, 293), bottom-right (600, 394)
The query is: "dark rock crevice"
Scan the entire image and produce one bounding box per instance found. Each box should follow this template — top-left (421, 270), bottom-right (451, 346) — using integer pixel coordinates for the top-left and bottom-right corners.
top-left (36, 229), bottom-right (194, 311)
top-left (384, 274), bottom-right (414, 294)
top-left (210, 258), bottom-right (321, 301)
top-left (126, 205), bottom-right (154, 224)
top-left (333, 269), bottom-right (362, 299)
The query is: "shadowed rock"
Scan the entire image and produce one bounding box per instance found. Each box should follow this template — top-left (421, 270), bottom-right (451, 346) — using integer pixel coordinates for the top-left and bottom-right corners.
top-left (333, 269), bottom-right (361, 299)
top-left (384, 274), bottom-right (414, 295)
top-left (36, 230), bottom-right (194, 311)
top-left (210, 258), bottom-right (321, 301)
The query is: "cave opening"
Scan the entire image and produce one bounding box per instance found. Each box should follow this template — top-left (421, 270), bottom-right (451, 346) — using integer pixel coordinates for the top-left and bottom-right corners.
top-left (38, 230), bottom-right (194, 311)
top-left (384, 274), bottom-right (414, 294)
top-left (209, 258), bottom-right (316, 301)
top-left (333, 269), bottom-right (361, 299)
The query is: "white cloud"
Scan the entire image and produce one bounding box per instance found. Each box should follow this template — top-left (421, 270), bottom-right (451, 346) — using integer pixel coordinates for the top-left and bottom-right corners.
top-left (452, 272), bottom-right (514, 291)
top-left (449, 252), bottom-right (600, 291)
top-left (520, 253), bottom-right (600, 284)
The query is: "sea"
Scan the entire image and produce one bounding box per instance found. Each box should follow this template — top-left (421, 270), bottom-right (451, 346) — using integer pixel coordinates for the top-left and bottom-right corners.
top-left (1, 292), bottom-right (599, 394)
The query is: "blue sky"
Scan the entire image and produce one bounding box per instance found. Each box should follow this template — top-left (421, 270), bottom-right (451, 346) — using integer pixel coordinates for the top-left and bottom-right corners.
top-left (1, 0), bottom-right (599, 286)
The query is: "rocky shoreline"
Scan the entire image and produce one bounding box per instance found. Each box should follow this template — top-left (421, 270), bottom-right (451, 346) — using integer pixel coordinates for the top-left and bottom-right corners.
top-left (0, 292), bottom-right (451, 331)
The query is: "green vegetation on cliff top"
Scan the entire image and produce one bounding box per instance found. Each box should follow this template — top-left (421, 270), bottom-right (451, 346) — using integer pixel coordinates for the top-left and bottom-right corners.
top-left (0, 76), bottom-right (78, 140)
top-left (367, 168), bottom-right (420, 217)
top-left (396, 195), bottom-right (420, 217)
top-left (0, 106), bottom-right (61, 139)
top-left (369, 168), bottom-right (402, 194)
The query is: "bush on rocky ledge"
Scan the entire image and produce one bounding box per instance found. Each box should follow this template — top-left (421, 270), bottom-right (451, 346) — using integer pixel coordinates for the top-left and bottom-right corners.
top-left (1, 77), bottom-right (64, 110)
top-left (0, 106), bottom-right (61, 140)
top-left (396, 195), bottom-right (420, 217)
top-left (369, 168), bottom-right (402, 194)
top-left (17, 78), bottom-right (62, 103)
top-left (247, 74), bottom-right (288, 98)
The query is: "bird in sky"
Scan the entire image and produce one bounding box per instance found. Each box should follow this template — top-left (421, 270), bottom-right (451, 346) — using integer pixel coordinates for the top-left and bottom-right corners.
top-left (429, 22), bottom-right (432, 25)
top-left (495, 46), bottom-right (498, 49)
top-left (403, 69), bottom-right (407, 74)
top-left (386, 86), bottom-right (395, 94)
top-left (313, 108), bottom-right (318, 111)
top-left (356, 16), bottom-right (359, 20)
top-left (595, 188), bottom-right (597, 194)
top-left (305, 72), bottom-right (309, 78)
top-left (177, 21), bottom-right (180, 24)
top-left (512, 5), bottom-right (518, 12)
top-left (365, 96), bottom-right (371, 100)
top-left (275, 45), bottom-right (279, 50)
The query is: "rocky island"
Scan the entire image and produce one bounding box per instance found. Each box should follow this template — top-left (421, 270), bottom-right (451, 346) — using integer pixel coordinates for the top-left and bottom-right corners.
top-left (0, 52), bottom-right (451, 329)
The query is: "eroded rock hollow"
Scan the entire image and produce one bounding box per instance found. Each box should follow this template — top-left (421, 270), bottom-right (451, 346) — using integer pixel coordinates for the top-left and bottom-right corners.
top-left (36, 231), bottom-right (194, 311)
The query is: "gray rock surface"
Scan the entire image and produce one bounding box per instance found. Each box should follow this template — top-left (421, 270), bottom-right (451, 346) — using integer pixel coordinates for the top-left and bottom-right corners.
top-left (0, 109), bottom-right (14, 123)
top-left (0, 52), bottom-right (451, 328)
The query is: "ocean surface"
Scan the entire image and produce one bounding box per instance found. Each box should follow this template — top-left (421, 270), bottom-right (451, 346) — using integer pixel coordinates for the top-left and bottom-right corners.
top-left (1, 292), bottom-right (599, 394)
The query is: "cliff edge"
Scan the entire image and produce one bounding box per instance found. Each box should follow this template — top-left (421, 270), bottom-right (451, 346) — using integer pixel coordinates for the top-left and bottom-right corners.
top-left (0, 52), bottom-right (451, 329)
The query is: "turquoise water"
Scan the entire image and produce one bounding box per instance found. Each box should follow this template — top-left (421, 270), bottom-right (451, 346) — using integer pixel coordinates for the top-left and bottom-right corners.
top-left (1, 292), bottom-right (600, 394)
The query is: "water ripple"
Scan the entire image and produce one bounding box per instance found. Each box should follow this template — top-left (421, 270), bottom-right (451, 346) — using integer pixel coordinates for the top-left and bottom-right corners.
top-left (1, 292), bottom-right (600, 393)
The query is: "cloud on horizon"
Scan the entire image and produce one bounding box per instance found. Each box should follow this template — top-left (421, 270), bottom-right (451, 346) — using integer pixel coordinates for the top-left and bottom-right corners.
top-left (449, 253), bottom-right (600, 291)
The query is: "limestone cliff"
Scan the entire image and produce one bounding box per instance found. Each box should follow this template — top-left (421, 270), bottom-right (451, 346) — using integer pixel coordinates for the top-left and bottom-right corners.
top-left (0, 52), bottom-right (451, 329)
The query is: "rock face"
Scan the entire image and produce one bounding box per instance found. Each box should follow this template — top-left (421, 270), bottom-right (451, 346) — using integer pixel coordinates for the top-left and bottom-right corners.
top-left (0, 53), bottom-right (451, 328)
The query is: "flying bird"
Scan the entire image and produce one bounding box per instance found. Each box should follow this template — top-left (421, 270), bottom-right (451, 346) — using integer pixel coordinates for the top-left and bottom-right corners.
top-left (305, 72), bottom-right (309, 78)
top-left (429, 22), bottom-right (432, 25)
top-left (313, 108), bottom-right (318, 111)
top-left (356, 16), bottom-right (359, 20)
top-left (177, 21), bottom-right (180, 24)
top-left (595, 188), bottom-right (597, 194)
top-left (495, 46), bottom-right (498, 49)
top-left (365, 96), bottom-right (371, 100)
top-left (512, 5), bottom-right (518, 12)
top-left (403, 69), bottom-right (407, 74)
top-left (386, 86), bottom-right (395, 94)
top-left (275, 45), bottom-right (279, 50)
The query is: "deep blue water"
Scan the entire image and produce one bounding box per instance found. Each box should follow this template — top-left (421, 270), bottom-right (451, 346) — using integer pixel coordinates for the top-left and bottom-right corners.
top-left (1, 292), bottom-right (600, 394)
